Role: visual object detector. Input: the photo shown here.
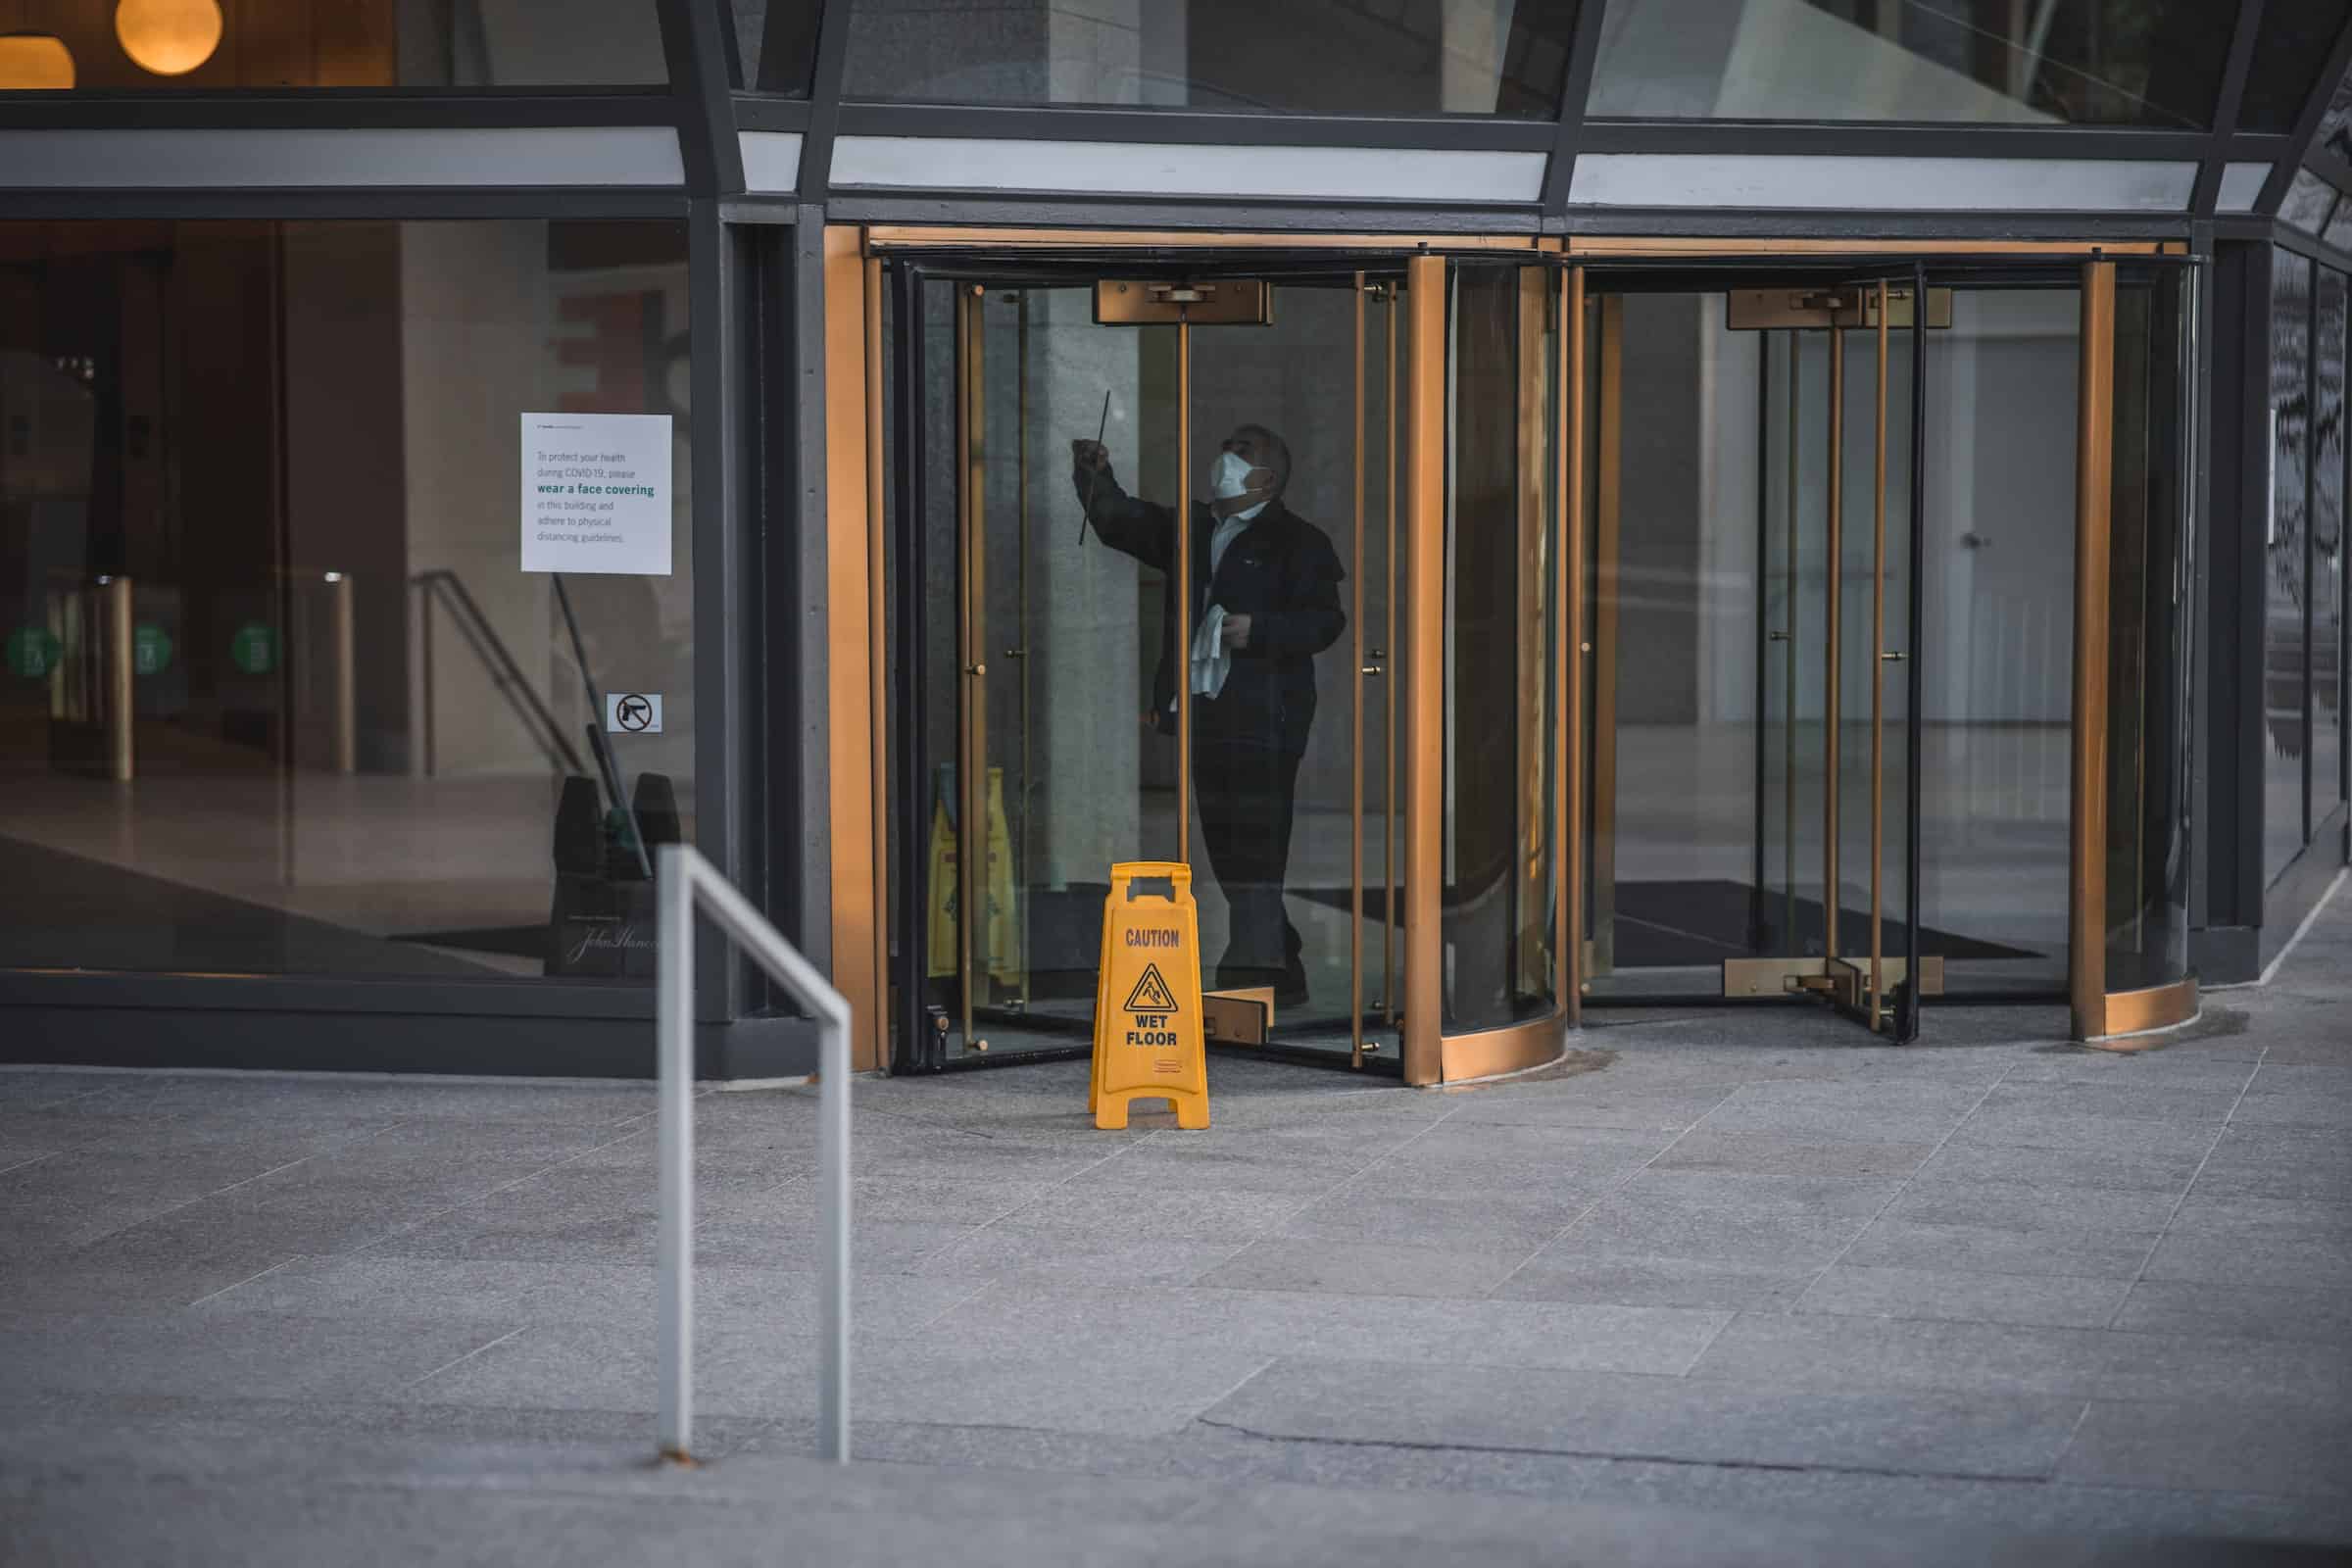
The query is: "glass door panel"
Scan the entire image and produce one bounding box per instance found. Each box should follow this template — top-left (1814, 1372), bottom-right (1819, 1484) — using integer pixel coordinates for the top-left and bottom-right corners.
top-left (888, 262), bottom-right (1396, 1072)
top-left (1180, 266), bottom-right (1401, 1064)
top-left (1588, 273), bottom-right (1925, 1038)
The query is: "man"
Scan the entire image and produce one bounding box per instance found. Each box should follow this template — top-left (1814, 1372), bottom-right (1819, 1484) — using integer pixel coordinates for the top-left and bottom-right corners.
top-left (1072, 424), bottom-right (1344, 1007)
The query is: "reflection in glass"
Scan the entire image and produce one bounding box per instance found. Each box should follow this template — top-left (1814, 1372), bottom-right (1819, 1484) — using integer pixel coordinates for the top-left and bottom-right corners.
top-left (2271, 248), bottom-right (2313, 883)
top-left (2104, 264), bottom-right (2194, 995)
top-left (0, 0), bottom-right (666, 88)
top-left (1186, 278), bottom-right (1397, 1050)
top-left (2314, 69), bottom-right (2352, 163)
top-left (2239, 3), bottom-right (2352, 133)
top-left (838, 0), bottom-right (1578, 116)
top-left (0, 220), bottom-right (693, 981)
top-left (1917, 288), bottom-right (2079, 993)
top-left (1445, 267), bottom-right (1557, 1030)
top-left (1588, 0), bottom-right (2232, 126)
top-left (2282, 171), bottom-right (2339, 238)
top-left (729, 0), bottom-right (820, 92)
top-left (2317, 269), bottom-right (2348, 827)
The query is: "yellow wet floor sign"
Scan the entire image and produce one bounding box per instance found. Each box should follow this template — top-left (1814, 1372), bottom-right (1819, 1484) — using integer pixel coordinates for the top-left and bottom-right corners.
top-left (1090, 861), bottom-right (1208, 1130)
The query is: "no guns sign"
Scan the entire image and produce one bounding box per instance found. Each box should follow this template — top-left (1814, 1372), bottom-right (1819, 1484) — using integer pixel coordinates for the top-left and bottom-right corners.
top-left (1089, 861), bottom-right (1209, 1131)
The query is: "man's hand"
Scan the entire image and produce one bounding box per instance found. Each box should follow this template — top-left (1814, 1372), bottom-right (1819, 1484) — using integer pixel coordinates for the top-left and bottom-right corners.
top-left (1220, 613), bottom-right (1252, 650)
top-left (1072, 439), bottom-right (1110, 472)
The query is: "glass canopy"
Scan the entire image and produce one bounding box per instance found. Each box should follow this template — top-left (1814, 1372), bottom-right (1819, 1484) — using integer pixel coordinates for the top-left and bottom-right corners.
top-left (1586, 0), bottom-right (2236, 126)
top-left (827, 0), bottom-right (1581, 116)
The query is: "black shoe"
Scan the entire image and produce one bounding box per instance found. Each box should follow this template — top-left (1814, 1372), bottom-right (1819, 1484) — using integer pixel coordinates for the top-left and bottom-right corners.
top-left (1274, 958), bottom-right (1309, 1011)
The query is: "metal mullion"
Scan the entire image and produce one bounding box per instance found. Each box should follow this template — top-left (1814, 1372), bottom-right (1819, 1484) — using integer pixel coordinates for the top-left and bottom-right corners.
top-left (1560, 264), bottom-right (1586, 1026)
top-left (2256, 10), bottom-right (2352, 215)
top-left (1177, 315), bottom-right (1194, 867)
top-left (690, 199), bottom-right (757, 1026)
top-left (1576, 122), bottom-right (2217, 162)
top-left (2194, 0), bottom-right (2269, 218)
top-left (0, 92), bottom-right (681, 131)
top-left (0, 188), bottom-right (694, 221)
top-left (1825, 318), bottom-right (1845, 962)
top-left (796, 0), bottom-right (857, 201)
top-left (1351, 271), bottom-right (1368, 1069)
top-left (956, 285), bottom-right (987, 1054)
top-left (888, 261), bottom-right (933, 1072)
top-left (1901, 258), bottom-right (1928, 1044)
top-left (732, 98), bottom-right (815, 132)
top-left (2306, 145), bottom-right (2352, 199)
top-left (831, 102), bottom-right (1559, 151)
top-left (1563, 212), bottom-right (2197, 243)
top-left (1870, 280), bottom-right (1888, 1029)
top-left (826, 193), bottom-right (1548, 232)
top-left (1539, 0), bottom-right (1611, 219)
top-left (656, 0), bottom-right (745, 196)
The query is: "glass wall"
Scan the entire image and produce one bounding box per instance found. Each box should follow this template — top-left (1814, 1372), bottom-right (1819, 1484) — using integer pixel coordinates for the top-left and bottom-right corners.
top-left (835, 0), bottom-right (1580, 116)
top-left (0, 0), bottom-right (665, 88)
top-left (2267, 245), bottom-right (2352, 903)
top-left (729, 0), bottom-right (820, 92)
top-left (0, 219), bottom-right (692, 981)
top-left (2270, 247), bottom-right (2311, 883)
top-left (1588, 0), bottom-right (2234, 126)
top-left (1444, 265), bottom-right (1557, 1032)
top-left (2239, 2), bottom-right (2352, 133)
top-left (1917, 286), bottom-right (2080, 994)
top-left (2104, 262), bottom-right (2195, 995)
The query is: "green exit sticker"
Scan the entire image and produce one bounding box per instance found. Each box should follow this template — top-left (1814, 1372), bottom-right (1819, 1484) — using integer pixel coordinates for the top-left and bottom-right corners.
top-left (5, 626), bottom-right (62, 679)
top-left (133, 622), bottom-right (173, 677)
top-left (229, 622), bottom-right (277, 676)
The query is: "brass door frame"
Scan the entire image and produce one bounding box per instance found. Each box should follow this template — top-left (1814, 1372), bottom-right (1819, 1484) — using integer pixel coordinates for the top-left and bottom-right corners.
top-left (828, 231), bottom-right (2174, 1079)
top-left (2070, 259), bottom-right (2199, 1043)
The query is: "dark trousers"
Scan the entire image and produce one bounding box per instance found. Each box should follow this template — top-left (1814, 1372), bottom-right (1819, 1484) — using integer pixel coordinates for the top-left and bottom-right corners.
top-left (1191, 699), bottom-right (1305, 991)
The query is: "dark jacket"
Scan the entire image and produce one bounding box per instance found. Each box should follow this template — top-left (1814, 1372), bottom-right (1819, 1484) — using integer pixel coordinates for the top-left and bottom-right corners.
top-left (1075, 461), bottom-right (1346, 754)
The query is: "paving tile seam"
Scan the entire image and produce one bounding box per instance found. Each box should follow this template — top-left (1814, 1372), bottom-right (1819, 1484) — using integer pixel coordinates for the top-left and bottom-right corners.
top-left (391, 1326), bottom-right (539, 1396)
top-left (1168, 1100), bottom-right (1479, 1287)
top-left (2103, 1043), bottom-right (2272, 1330)
top-left (1476, 1097), bottom-right (1725, 1303)
top-left (337, 1116), bottom-right (664, 1263)
top-left (54, 1133), bottom-right (379, 1252)
top-left (2043, 1396), bottom-right (2100, 1487)
top-left (1186, 1416), bottom-right (2067, 1486)
top-left (1784, 1060), bottom-right (2022, 1318)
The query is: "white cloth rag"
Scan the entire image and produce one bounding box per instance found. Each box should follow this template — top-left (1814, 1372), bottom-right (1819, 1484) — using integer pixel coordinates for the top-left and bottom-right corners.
top-left (1190, 603), bottom-right (1232, 701)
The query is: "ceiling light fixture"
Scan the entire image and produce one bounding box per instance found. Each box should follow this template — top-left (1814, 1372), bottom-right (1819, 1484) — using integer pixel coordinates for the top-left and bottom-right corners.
top-left (115, 0), bottom-right (222, 77)
top-left (0, 33), bottom-right (74, 89)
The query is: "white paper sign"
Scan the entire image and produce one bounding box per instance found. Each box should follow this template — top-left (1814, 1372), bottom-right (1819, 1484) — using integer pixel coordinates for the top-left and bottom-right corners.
top-left (520, 412), bottom-right (673, 575)
top-left (606, 692), bottom-right (662, 734)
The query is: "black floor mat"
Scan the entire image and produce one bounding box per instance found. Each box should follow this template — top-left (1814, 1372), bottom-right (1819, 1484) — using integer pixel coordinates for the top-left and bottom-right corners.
top-left (1292, 878), bottom-right (2037, 968)
top-left (1611, 879), bottom-right (2038, 967)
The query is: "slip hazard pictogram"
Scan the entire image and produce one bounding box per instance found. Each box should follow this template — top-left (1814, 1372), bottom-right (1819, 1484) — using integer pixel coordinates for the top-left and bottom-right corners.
top-left (1123, 963), bottom-right (1179, 1015)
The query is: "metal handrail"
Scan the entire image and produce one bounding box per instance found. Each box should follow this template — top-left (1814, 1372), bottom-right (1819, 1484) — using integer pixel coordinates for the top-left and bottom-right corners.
top-left (410, 568), bottom-right (586, 777)
top-left (656, 843), bottom-right (852, 1465)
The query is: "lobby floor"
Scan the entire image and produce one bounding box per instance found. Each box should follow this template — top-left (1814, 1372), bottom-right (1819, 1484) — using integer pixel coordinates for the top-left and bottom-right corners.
top-left (2, 883), bottom-right (2348, 1564)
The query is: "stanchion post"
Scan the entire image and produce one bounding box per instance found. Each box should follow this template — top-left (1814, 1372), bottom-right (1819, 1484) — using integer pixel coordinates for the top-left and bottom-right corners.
top-left (654, 843), bottom-right (853, 1466)
top-left (656, 847), bottom-right (695, 1463)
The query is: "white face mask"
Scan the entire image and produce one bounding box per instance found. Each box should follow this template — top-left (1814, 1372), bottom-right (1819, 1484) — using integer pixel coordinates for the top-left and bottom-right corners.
top-left (1209, 450), bottom-right (1260, 502)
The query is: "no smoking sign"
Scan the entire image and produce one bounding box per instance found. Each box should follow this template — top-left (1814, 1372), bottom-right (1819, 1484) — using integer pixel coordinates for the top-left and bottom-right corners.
top-left (605, 692), bottom-right (662, 734)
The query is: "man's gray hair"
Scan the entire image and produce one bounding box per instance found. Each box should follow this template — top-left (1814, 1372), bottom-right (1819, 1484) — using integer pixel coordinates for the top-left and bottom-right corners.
top-left (1235, 423), bottom-right (1292, 496)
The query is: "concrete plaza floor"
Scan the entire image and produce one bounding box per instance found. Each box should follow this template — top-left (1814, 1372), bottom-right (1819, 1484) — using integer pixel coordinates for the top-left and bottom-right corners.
top-left (4, 886), bottom-right (2350, 1564)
